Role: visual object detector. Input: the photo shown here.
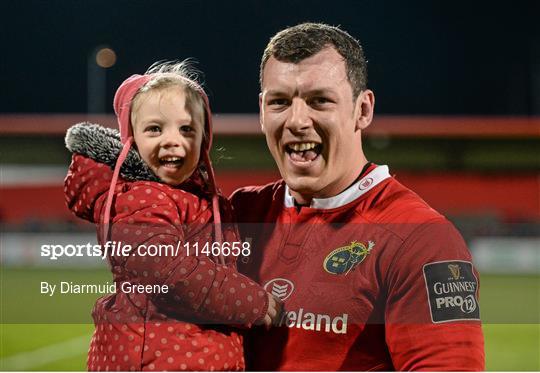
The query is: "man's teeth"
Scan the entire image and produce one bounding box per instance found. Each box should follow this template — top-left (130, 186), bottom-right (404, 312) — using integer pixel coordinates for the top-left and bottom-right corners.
top-left (289, 142), bottom-right (318, 152)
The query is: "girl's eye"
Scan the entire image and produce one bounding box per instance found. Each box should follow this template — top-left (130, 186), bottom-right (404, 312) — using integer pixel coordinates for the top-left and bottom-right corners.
top-left (180, 125), bottom-right (193, 133)
top-left (145, 125), bottom-right (161, 133)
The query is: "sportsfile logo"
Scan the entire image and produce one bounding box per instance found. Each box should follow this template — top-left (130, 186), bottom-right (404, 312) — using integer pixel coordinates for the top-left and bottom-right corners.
top-left (264, 278), bottom-right (295, 301)
top-left (423, 260), bottom-right (480, 323)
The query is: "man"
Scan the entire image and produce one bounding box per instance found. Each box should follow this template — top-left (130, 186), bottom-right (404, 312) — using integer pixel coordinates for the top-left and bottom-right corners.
top-left (231, 23), bottom-right (484, 370)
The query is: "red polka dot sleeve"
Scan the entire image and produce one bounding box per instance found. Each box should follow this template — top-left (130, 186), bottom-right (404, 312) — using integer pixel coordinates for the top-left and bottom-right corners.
top-left (98, 184), bottom-right (269, 327)
top-left (66, 154), bottom-right (269, 326)
top-left (65, 154), bottom-right (111, 222)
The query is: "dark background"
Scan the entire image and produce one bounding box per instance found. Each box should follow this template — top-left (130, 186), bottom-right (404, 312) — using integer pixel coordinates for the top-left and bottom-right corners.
top-left (1, 0), bottom-right (538, 115)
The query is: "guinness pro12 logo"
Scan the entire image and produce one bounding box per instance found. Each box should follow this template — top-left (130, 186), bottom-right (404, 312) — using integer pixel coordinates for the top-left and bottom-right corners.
top-left (423, 260), bottom-right (480, 323)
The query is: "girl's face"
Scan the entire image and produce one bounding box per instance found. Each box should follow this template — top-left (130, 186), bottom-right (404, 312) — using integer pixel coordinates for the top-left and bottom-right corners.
top-left (132, 86), bottom-right (204, 186)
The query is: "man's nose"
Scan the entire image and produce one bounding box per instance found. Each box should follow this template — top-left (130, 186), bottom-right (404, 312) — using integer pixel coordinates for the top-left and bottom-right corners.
top-left (285, 98), bottom-right (311, 133)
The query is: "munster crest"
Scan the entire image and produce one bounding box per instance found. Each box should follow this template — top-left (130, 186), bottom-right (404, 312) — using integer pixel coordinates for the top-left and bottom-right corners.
top-left (323, 241), bottom-right (375, 275)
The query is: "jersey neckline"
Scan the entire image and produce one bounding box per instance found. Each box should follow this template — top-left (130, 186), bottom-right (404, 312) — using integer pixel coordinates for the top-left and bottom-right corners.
top-left (283, 165), bottom-right (391, 210)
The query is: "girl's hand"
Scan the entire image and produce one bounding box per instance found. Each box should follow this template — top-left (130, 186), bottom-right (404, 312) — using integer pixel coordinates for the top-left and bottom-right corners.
top-left (257, 293), bottom-right (284, 328)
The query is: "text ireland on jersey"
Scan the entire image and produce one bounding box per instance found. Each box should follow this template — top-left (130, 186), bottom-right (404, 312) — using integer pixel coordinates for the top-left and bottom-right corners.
top-left (278, 308), bottom-right (348, 334)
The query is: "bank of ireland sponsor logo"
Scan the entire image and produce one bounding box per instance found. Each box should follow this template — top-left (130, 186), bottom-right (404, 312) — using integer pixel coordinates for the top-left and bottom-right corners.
top-left (323, 241), bottom-right (375, 275)
top-left (263, 278), bottom-right (295, 301)
top-left (423, 260), bottom-right (480, 323)
top-left (278, 308), bottom-right (349, 335)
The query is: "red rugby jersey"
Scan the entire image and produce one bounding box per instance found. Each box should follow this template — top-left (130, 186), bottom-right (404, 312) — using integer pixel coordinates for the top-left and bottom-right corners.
top-left (231, 165), bottom-right (485, 371)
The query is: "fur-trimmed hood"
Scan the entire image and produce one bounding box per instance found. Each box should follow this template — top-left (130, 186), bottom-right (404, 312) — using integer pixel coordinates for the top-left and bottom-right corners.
top-left (65, 122), bottom-right (159, 182)
top-left (64, 122), bottom-right (215, 223)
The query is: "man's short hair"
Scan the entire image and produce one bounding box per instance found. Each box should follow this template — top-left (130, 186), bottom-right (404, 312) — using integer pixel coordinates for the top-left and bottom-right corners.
top-left (260, 22), bottom-right (368, 100)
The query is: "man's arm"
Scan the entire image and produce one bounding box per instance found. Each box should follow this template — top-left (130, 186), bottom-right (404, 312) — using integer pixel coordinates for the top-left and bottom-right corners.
top-left (384, 221), bottom-right (485, 371)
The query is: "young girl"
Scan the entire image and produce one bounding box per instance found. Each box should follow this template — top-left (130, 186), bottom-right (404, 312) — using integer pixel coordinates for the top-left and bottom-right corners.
top-left (65, 61), bottom-right (279, 371)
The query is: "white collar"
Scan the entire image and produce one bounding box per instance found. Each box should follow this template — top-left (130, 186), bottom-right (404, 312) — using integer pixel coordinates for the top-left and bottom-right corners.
top-left (284, 165), bottom-right (391, 209)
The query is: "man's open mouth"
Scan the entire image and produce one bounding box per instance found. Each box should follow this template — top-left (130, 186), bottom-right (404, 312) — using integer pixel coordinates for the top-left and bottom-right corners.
top-left (285, 142), bottom-right (323, 163)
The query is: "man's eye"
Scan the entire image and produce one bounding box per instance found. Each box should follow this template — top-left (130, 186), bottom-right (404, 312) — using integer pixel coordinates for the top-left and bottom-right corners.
top-left (268, 98), bottom-right (290, 106)
top-left (310, 97), bottom-right (331, 106)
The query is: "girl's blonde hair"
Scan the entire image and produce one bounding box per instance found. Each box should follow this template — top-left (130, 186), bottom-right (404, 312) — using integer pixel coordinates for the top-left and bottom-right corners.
top-left (131, 60), bottom-right (207, 140)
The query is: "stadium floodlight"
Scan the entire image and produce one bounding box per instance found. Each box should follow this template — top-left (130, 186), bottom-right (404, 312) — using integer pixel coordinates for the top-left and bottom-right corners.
top-left (87, 45), bottom-right (116, 113)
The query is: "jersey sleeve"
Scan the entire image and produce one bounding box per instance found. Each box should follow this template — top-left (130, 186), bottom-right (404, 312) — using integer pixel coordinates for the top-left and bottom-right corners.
top-left (384, 220), bottom-right (485, 371)
top-left (96, 184), bottom-right (269, 326)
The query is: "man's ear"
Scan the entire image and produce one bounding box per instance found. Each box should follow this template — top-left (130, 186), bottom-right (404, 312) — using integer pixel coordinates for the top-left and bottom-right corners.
top-left (259, 92), bottom-right (266, 133)
top-left (354, 89), bottom-right (375, 131)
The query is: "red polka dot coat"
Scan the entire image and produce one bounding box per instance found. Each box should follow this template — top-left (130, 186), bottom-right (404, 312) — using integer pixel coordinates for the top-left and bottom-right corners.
top-left (64, 124), bottom-right (269, 371)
